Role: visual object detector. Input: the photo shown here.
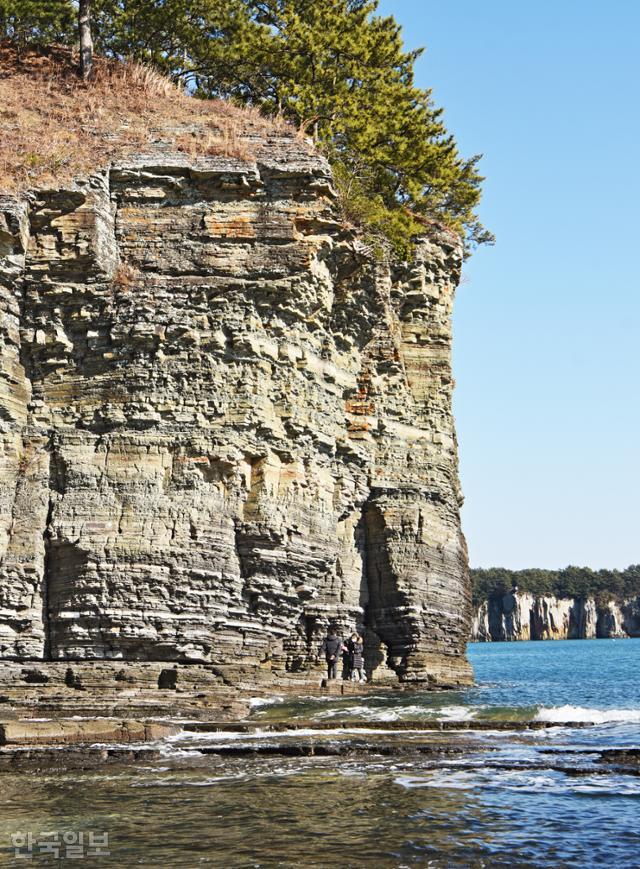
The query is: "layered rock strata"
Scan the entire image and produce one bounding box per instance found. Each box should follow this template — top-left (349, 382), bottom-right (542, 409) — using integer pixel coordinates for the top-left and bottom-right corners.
top-left (0, 135), bottom-right (471, 689)
top-left (472, 592), bottom-right (640, 641)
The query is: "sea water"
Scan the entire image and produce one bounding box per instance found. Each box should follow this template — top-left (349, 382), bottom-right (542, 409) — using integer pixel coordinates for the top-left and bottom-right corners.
top-left (1, 639), bottom-right (638, 867)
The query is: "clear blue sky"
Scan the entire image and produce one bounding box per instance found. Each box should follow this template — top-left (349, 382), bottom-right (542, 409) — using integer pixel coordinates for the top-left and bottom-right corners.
top-left (380, 0), bottom-right (639, 569)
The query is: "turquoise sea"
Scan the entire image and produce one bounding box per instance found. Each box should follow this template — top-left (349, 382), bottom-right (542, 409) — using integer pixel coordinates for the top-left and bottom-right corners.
top-left (1, 639), bottom-right (639, 867)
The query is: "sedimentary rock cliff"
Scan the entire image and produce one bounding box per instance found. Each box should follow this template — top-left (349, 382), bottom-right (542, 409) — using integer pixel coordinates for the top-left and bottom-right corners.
top-left (0, 130), bottom-right (471, 688)
top-left (471, 592), bottom-right (640, 641)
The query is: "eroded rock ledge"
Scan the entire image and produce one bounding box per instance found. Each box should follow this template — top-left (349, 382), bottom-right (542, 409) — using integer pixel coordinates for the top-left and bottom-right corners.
top-left (0, 132), bottom-right (471, 693)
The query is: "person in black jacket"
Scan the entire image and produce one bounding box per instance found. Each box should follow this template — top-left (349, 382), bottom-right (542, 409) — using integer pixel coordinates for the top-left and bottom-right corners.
top-left (321, 627), bottom-right (344, 680)
top-left (347, 632), bottom-right (366, 683)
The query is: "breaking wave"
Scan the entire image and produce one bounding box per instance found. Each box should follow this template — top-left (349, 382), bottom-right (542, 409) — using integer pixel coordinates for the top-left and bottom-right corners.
top-left (535, 705), bottom-right (640, 725)
top-left (248, 696), bottom-right (284, 708)
top-left (312, 703), bottom-right (478, 722)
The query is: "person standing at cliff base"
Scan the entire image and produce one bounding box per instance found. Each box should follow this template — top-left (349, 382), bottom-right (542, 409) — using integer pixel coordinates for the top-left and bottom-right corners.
top-left (348, 633), bottom-right (366, 683)
top-left (321, 627), bottom-right (344, 680)
top-left (341, 638), bottom-right (352, 681)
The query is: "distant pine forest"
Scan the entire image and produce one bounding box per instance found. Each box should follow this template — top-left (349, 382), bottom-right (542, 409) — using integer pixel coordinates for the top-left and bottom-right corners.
top-left (470, 566), bottom-right (640, 608)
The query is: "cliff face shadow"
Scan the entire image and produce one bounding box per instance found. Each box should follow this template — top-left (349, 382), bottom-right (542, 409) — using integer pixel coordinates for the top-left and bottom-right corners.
top-left (358, 503), bottom-right (404, 679)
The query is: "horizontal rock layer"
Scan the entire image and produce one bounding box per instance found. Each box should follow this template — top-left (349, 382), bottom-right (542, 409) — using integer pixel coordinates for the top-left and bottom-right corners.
top-left (472, 592), bottom-right (640, 641)
top-left (0, 133), bottom-right (471, 689)
top-left (0, 717), bottom-right (179, 746)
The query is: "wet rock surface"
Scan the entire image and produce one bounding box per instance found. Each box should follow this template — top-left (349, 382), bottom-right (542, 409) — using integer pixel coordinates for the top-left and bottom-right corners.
top-left (0, 718), bottom-right (179, 746)
top-left (0, 715), bottom-right (631, 776)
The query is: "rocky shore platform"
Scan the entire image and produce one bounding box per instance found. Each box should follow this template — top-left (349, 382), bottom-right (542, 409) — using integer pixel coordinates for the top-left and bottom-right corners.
top-left (0, 660), bottom-right (409, 725)
top-left (0, 714), bottom-right (636, 780)
top-left (1, 661), bottom-right (636, 784)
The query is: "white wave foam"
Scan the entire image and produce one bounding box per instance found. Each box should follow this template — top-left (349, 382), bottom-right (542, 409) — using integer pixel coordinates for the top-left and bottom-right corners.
top-left (159, 724), bottom-right (462, 758)
top-left (395, 768), bottom-right (640, 797)
top-left (248, 696), bottom-right (284, 708)
top-left (437, 705), bottom-right (478, 721)
top-left (168, 727), bottom-right (319, 742)
top-left (313, 704), bottom-right (391, 720)
top-left (535, 705), bottom-right (640, 725)
top-left (395, 772), bottom-right (477, 791)
top-left (312, 703), bottom-right (477, 722)
top-left (166, 728), bottom-right (261, 742)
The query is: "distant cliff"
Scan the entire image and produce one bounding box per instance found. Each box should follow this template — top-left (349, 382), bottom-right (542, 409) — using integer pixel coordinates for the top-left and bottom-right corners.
top-left (471, 592), bottom-right (640, 642)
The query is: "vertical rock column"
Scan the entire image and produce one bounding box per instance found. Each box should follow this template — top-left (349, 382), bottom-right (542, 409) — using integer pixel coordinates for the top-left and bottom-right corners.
top-left (358, 230), bottom-right (473, 685)
top-left (0, 196), bottom-right (49, 658)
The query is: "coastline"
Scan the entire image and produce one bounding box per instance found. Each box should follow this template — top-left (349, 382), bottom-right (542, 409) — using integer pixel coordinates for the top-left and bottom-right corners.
top-left (0, 712), bottom-right (630, 771)
top-left (2, 640), bottom-right (639, 866)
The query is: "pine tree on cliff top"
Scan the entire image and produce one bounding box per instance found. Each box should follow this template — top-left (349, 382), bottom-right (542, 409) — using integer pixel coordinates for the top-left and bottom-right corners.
top-left (0, 0), bottom-right (74, 49)
top-left (1, 0), bottom-right (493, 256)
top-left (238, 0), bottom-right (494, 256)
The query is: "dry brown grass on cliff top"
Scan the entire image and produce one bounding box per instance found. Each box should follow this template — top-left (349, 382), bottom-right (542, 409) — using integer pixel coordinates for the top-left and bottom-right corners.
top-left (0, 42), bottom-right (288, 193)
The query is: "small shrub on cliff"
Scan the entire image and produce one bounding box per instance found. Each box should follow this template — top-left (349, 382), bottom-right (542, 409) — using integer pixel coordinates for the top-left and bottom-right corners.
top-left (112, 261), bottom-right (137, 293)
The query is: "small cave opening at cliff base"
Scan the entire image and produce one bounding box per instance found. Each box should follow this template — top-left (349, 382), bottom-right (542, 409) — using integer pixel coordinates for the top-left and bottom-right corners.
top-left (358, 502), bottom-right (409, 681)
